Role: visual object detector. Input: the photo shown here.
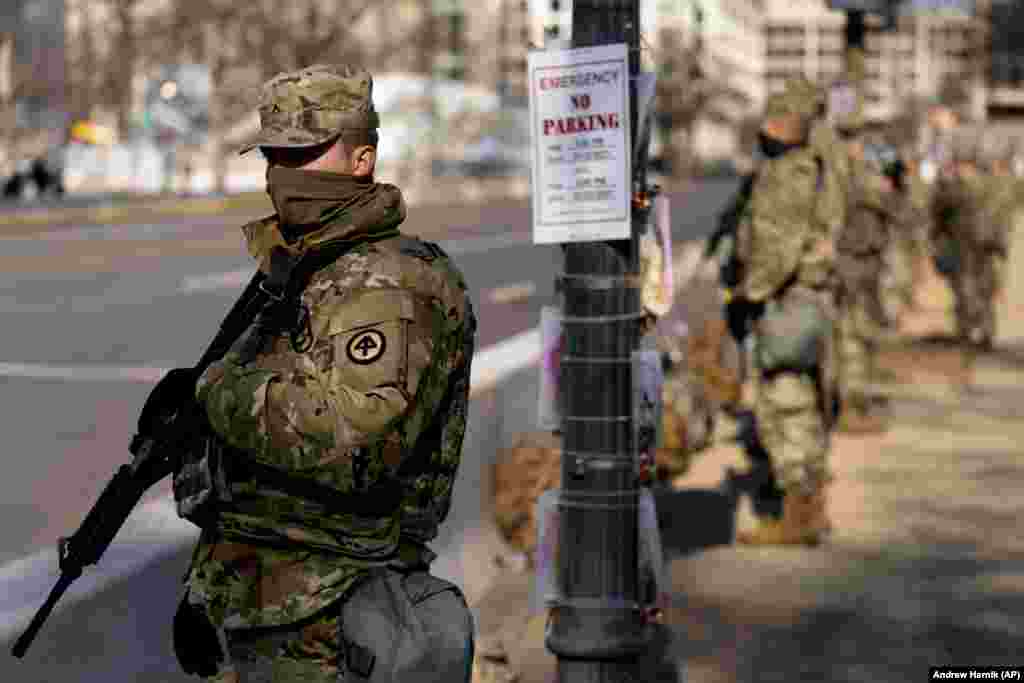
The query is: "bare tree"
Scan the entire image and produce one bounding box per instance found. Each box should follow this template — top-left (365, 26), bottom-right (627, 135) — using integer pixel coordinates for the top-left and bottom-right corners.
top-left (654, 27), bottom-right (728, 179)
top-left (100, 0), bottom-right (142, 136)
top-left (59, 0), bottom-right (437, 191)
top-left (937, 71), bottom-right (970, 112)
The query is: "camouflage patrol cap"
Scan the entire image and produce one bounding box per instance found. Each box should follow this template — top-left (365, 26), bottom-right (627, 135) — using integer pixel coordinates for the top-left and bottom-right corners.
top-left (239, 64), bottom-right (380, 155)
top-left (764, 78), bottom-right (818, 122)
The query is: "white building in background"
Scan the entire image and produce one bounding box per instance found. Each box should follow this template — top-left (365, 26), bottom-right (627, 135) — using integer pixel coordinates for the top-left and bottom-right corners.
top-left (526, 0), bottom-right (1022, 161)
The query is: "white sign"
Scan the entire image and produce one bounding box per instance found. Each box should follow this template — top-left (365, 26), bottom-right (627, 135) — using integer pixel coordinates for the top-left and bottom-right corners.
top-left (528, 44), bottom-right (632, 244)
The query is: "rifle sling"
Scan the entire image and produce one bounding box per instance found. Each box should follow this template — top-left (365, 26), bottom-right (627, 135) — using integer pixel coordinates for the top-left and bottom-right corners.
top-left (228, 453), bottom-right (404, 518)
top-left (195, 237), bottom-right (373, 376)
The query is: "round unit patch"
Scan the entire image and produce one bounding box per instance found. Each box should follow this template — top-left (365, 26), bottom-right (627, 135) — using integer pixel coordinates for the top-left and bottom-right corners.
top-left (346, 329), bottom-right (387, 364)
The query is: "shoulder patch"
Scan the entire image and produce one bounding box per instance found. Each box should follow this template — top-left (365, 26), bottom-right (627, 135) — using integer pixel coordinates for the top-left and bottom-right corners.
top-left (346, 329), bottom-right (387, 364)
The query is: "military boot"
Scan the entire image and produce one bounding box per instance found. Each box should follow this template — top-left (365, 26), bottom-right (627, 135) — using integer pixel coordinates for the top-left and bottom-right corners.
top-left (736, 486), bottom-right (824, 547)
top-left (806, 475), bottom-right (833, 537)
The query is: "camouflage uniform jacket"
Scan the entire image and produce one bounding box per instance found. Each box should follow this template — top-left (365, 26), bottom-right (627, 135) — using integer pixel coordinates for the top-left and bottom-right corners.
top-left (982, 175), bottom-right (1023, 251)
top-left (736, 145), bottom-right (839, 302)
top-left (837, 156), bottom-right (899, 258)
top-left (809, 120), bottom-right (849, 239)
top-left (185, 186), bottom-right (476, 629)
top-left (931, 174), bottom-right (988, 248)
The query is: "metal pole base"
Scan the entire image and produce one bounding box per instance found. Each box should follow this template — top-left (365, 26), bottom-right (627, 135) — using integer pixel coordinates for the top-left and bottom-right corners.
top-left (555, 622), bottom-right (686, 682)
top-left (545, 606), bottom-right (651, 660)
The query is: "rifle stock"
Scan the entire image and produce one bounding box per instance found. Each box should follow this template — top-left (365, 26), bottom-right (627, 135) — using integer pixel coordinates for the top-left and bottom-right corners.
top-left (11, 269), bottom-right (268, 660)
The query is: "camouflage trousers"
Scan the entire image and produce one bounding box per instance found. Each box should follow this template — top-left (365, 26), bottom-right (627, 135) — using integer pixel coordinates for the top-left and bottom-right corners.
top-left (881, 234), bottom-right (919, 319)
top-left (202, 568), bottom-right (475, 682)
top-left (206, 607), bottom-right (342, 683)
top-left (753, 371), bottom-right (830, 493)
top-left (751, 287), bottom-right (834, 493)
top-left (946, 247), bottom-right (1003, 343)
top-left (836, 287), bottom-right (883, 402)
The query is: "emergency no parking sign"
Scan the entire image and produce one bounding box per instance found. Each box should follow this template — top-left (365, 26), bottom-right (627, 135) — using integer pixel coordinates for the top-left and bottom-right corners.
top-left (528, 43), bottom-right (632, 245)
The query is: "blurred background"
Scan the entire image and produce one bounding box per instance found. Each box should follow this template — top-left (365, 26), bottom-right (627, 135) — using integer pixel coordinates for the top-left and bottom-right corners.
top-left (0, 0), bottom-right (1023, 201)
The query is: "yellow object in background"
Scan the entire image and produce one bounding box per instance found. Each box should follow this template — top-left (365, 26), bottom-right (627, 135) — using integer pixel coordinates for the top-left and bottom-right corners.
top-left (70, 120), bottom-right (116, 146)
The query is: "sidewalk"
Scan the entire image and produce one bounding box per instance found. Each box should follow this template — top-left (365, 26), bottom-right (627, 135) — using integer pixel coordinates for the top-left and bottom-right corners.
top-left (0, 175), bottom-right (531, 231)
top-left (471, 232), bottom-right (1024, 682)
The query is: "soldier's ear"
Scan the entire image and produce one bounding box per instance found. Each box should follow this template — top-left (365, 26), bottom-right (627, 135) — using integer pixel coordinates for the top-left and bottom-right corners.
top-left (351, 145), bottom-right (377, 178)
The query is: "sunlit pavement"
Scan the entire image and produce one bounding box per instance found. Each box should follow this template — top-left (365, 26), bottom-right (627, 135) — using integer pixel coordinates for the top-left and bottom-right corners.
top-left (471, 223), bottom-right (1024, 683)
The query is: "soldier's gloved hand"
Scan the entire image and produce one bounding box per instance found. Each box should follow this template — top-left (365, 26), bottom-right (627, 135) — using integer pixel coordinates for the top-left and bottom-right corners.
top-left (173, 592), bottom-right (225, 677)
top-left (724, 296), bottom-right (764, 343)
top-left (138, 367), bottom-right (199, 434)
top-left (256, 297), bottom-right (313, 346)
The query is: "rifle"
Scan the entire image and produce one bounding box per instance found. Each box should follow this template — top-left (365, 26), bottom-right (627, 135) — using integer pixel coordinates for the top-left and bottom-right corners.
top-left (11, 269), bottom-right (271, 659)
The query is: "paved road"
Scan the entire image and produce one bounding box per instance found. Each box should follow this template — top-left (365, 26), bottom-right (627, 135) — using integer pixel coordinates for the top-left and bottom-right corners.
top-left (0, 179), bottom-right (739, 680)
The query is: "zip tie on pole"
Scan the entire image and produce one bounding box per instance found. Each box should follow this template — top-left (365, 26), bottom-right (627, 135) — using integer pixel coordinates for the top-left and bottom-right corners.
top-left (562, 450), bottom-right (634, 462)
top-left (562, 449), bottom-right (635, 476)
top-left (560, 355), bottom-right (635, 364)
top-left (559, 310), bottom-right (647, 324)
top-left (546, 596), bottom-right (645, 610)
top-left (557, 273), bottom-right (642, 291)
top-left (554, 491), bottom-right (641, 510)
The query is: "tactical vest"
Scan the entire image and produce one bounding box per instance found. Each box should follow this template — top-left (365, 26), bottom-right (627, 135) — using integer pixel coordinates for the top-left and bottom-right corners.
top-left (840, 176), bottom-right (889, 257)
top-left (385, 237), bottom-right (477, 546)
top-left (173, 235), bottom-right (475, 557)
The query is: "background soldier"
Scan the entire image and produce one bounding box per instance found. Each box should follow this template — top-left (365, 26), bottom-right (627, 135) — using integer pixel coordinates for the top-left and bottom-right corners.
top-left (832, 96), bottom-right (907, 433)
top-left (899, 146), bottom-right (935, 312)
top-left (931, 134), bottom-right (995, 350)
top-left (171, 64), bottom-right (477, 682)
top-left (980, 145), bottom-right (1023, 344)
top-left (730, 80), bottom-right (840, 547)
top-left (875, 142), bottom-right (918, 324)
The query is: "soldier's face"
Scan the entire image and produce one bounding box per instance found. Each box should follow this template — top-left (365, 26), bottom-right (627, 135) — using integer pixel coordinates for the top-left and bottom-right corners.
top-left (761, 115), bottom-right (805, 145)
top-left (847, 139), bottom-right (864, 161)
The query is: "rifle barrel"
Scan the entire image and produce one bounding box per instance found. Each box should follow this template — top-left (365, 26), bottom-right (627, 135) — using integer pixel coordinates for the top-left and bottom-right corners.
top-left (11, 570), bottom-right (78, 658)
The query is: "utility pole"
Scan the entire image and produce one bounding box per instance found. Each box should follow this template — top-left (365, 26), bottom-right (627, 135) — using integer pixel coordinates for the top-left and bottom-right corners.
top-left (828, 2), bottom-right (908, 115)
top-left (546, 1), bottom-right (656, 681)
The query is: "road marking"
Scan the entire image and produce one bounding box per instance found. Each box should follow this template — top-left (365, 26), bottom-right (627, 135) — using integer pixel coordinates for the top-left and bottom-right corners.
top-left (486, 281), bottom-right (537, 304)
top-left (0, 362), bottom-right (169, 383)
top-left (178, 233), bottom-right (535, 294)
top-left (181, 268), bottom-right (254, 293)
top-left (0, 327), bottom-right (542, 394)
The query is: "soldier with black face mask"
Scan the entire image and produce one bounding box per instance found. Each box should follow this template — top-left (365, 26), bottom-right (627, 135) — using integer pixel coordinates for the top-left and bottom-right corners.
top-left (727, 78), bottom-right (842, 547)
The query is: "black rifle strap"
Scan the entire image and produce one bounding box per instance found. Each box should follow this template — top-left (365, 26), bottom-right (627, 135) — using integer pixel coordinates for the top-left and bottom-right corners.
top-left (229, 455), bottom-right (404, 517)
top-left (191, 238), bottom-right (365, 376)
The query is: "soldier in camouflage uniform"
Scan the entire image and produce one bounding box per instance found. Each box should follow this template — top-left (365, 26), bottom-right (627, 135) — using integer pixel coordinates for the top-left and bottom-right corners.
top-left (978, 147), bottom-right (1023, 346)
top-left (831, 96), bottom-right (910, 433)
top-left (931, 135), bottom-right (997, 349)
top-left (900, 149), bottom-right (934, 311)
top-left (172, 65), bottom-right (477, 682)
top-left (878, 144), bottom-right (923, 323)
top-left (730, 80), bottom-right (841, 547)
